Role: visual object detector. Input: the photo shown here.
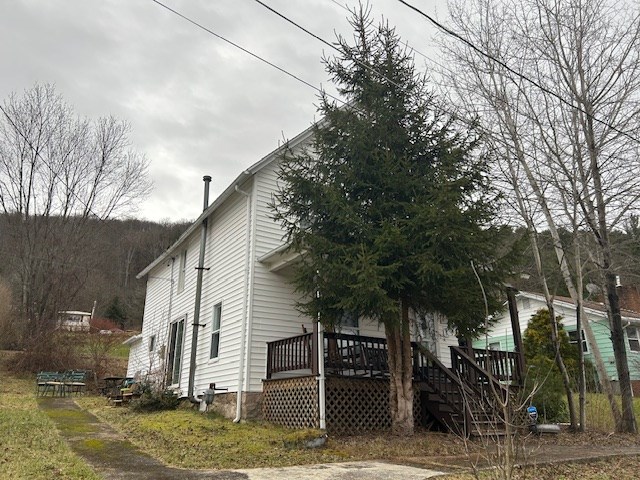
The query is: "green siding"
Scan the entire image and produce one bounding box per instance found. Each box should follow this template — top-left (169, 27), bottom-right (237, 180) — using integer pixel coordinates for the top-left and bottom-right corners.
top-left (475, 315), bottom-right (640, 382)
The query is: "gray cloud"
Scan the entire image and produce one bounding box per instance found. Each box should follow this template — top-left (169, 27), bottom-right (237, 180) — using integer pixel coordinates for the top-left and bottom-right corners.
top-left (0, 0), bottom-right (444, 222)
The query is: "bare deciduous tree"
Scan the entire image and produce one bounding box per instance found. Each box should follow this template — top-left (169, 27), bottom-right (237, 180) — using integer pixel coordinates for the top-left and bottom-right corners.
top-left (439, 0), bottom-right (640, 432)
top-left (0, 83), bottom-right (152, 338)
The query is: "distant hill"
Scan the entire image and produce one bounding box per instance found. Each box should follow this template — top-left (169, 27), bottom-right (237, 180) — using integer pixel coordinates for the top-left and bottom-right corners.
top-left (0, 214), bottom-right (191, 330)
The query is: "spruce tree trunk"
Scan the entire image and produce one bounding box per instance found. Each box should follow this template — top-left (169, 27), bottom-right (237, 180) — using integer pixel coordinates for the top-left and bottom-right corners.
top-left (385, 300), bottom-right (414, 436)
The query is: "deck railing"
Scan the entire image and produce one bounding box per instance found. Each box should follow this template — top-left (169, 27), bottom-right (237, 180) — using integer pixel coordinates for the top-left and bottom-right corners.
top-left (412, 344), bottom-right (467, 413)
top-left (266, 333), bottom-right (314, 379)
top-left (324, 332), bottom-right (389, 377)
top-left (466, 347), bottom-right (522, 385)
top-left (266, 332), bottom-right (523, 387)
top-left (449, 346), bottom-right (514, 402)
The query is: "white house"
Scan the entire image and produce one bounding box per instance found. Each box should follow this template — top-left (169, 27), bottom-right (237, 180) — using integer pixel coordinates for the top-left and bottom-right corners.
top-left (57, 310), bottom-right (92, 332)
top-left (127, 125), bottom-right (518, 434)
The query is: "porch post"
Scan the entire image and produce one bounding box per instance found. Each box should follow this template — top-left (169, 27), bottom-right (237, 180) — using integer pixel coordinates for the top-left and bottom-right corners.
top-left (506, 287), bottom-right (525, 384)
top-left (312, 320), bottom-right (319, 376)
top-left (317, 320), bottom-right (326, 430)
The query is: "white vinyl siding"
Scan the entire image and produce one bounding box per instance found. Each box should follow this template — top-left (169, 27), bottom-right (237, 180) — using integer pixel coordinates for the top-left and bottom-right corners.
top-left (210, 303), bottom-right (222, 359)
top-left (177, 249), bottom-right (187, 293)
top-left (190, 191), bottom-right (250, 396)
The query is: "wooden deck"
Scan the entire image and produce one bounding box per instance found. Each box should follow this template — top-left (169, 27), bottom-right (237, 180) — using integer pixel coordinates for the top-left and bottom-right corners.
top-left (265, 331), bottom-right (524, 435)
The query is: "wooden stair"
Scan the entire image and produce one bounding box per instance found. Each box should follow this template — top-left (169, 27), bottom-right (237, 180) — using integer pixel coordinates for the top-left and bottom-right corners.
top-left (413, 344), bottom-right (521, 437)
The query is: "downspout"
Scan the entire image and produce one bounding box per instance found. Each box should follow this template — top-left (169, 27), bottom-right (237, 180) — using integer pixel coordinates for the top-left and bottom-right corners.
top-left (187, 175), bottom-right (212, 400)
top-left (242, 182), bottom-right (258, 393)
top-left (234, 180), bottom-right (252, 422)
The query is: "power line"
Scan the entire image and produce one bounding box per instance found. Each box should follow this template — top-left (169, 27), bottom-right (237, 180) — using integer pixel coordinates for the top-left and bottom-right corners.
top-left (148, 0), bottom-right (595, 190)
top-left (395, 0), bottom-right (640, 144)
top-left (150, 0), bottom-right (348, 109)
top-left (253, 0), bottom-right (407, 95)
top-left (326, 0), bottom-right (444, 71)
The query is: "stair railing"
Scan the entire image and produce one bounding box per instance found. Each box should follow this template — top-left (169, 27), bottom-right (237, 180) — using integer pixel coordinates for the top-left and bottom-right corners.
top-left (412, 343), bottom-right (471, 426)
top-left (450, 346), bottom-right (513, 410)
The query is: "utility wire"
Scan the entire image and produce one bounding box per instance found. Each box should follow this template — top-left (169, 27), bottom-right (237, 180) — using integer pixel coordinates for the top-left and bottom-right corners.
top-left (396, 0), bottom-right (640, 144)
top-left (326, 0), bottom-right (444, 71)
top-left (150, 0), bottom-right (348, 109)
top-left (151, 0), bottom-right (571, 178)
top-left (252, 0), bottom-right (405, 94)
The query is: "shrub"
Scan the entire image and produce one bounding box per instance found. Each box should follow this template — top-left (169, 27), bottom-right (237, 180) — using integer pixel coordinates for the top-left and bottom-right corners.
top-left (524, 354), bottom-right (568, 422)
top-left (522, 308), bottom-right (575, 423)
top-left (130, 383), bottom-right (180, 412)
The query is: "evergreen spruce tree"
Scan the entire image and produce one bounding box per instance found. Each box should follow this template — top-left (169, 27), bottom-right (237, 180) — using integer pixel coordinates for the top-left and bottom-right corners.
top-left (273, 9), bottom-right (511, 435)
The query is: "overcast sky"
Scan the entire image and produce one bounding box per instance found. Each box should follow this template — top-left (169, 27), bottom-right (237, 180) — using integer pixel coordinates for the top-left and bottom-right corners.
top-left (0, 0), bottom-right (447, 223)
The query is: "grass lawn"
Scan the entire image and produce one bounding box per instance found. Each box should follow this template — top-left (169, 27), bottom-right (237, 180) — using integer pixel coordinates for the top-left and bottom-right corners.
top-left (75, 395), bottom-right (466, 469)
top-left (575, 392), bottom-right (640, 431)
top-left (3, 347), bottom-right (640, 479)
top-left (0, 354), bottom-right (101, 480)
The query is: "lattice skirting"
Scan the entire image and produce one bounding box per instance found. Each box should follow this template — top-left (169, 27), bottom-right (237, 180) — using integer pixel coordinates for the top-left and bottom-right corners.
top-left (262, 376), bottom-right (319, 429)
top-left (326, 377), bottom-right (427, 435)
top-left (263, 376), bottom-right (430, 434)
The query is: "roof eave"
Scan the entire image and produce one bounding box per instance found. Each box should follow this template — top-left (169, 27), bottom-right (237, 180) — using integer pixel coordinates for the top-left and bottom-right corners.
top-left (136, 123), bottom-right (316, 280)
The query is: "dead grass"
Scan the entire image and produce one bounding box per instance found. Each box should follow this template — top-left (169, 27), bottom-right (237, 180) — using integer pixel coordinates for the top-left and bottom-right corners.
top-left (77, 396), bottom-right (468, 469)
top-left (4, 349), bottom-right (640, 478)
top-left (0, 352), bottom-right (101, 480)
top-left (439, 455), bottom-right (640, 479)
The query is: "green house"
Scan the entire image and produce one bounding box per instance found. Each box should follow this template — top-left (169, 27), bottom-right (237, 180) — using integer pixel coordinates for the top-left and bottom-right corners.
top-left (474, 291), bottom-right (640, 394)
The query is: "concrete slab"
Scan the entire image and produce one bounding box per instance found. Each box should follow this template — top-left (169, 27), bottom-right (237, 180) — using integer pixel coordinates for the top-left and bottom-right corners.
top-left (230, 461), bottom-right (444, 479)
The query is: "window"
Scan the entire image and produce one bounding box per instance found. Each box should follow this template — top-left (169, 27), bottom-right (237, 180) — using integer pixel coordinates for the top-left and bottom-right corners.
top-left (149, 335), bottom-right (156, 352)
top-left (489, 342), bottom-right (501, 351)
top-left (177, 249), bottom-right (187, 293)
top-left (628, 327), bottom-right (640, 353)
top-left (521, 298), bottom-right (531, 310)
top-left (210, 303), bottom-right (222, 359)
top-left (339, 311), bottom-right (359, 334)
top-left (167, 317), bottom-right (185, 385)
top-left (568, 329), bottom-right (588, 353)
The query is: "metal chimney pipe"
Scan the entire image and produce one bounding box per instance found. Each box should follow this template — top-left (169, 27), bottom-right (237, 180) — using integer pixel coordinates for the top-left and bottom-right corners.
top-left (187, 175), bottom-right (212, 400)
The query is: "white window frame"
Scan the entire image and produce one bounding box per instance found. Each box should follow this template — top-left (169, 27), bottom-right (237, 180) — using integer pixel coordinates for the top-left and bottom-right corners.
top-left (210, 303), bottom-right (222, 360)
top-left (489, 341), bottom-right (501, 351)
top-left (167, 316), bottom-right (186, 386)
top-left (177, 249), bottom-right (187, 293)
top-left (568, 329), bottom-right (589, 353)
top-left (149, 334), bottom-right (156, 352)
top-left (627, 326), bottom-right (640, 353)
top-left (339, 311), bottom-right (359, 335)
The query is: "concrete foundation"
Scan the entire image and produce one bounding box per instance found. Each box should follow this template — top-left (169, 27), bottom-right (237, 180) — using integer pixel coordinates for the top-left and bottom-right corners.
top-left (211, 392), bottom-right (263, 421)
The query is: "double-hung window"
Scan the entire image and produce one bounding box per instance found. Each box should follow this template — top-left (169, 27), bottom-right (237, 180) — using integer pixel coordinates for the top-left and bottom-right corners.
top-left (167, 317), bottom-right (185, 385)
top-left (210, 303), bottom-right (222, 360)
top-left (628, 327), bottom-right (640, 353)
top-left (568, 329), bottom-right (588, 353)
top-left (177, 249), bottom-right (187, 293)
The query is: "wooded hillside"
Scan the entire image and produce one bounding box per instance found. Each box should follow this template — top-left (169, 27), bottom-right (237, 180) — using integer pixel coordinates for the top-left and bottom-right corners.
top-left (0, 214), bottom-right (189, 342)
